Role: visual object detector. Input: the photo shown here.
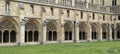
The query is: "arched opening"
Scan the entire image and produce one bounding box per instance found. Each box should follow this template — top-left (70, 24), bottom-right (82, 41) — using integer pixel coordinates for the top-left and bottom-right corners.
top-left (25, 31), bottom-right (27, 42)
top-left (3, 30), bottom-right (9, 43)
top-left (34, 31), bottom-right (39, 42)
top-left (47, 21), bottom-right (58, 41)
top-left (102, 32), bottom-right (107, 39)
top-left (117, 31), bottom-right (120, 39)
top-left (25, 20), bottom-right (39, 42)
top-left (91, 24), bottom-right (98, 40)
top-left (65, 31), bottom-right (68, 40)
top-left (69, 31), bottom-right (72, 40)
top-left (94, 32), bottom-right (97, 39)
top-left (48, 31), bottom-right (52, 41)
top-left (102, 24), bottom-right (108, 39)
top-left (10, 30), bottom-right (16, 42)
top-left (79, 22), bottom-right (87, 40)
top-left (112, 30), bottom-right (114, 40)
top-left (28, 31), bottom-right (33, 42)
top-left (64, 21), bottom-right (73, 41)
top-left (53, 31), bottom-right (57, 41)
top-left (83, 31), bottom-right (86, 39)
top-left (0, 19), bottom-right (18, 44)
top-left (79, 31), bottom-right (82, 40)
top-left (0, 31), bottom-right (2, 43)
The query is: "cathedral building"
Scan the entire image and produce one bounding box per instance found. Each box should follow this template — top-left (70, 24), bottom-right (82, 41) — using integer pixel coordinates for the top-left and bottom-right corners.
top-left (0, 0), bottom-right (120, 46)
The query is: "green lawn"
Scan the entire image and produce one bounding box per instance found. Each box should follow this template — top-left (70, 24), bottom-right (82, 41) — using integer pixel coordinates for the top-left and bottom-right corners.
top-left (0, 41), bottom-right (120, 54)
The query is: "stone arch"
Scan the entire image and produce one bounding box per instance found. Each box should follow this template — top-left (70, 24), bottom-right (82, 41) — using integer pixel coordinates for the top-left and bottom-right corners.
top-left (47, 20), bottom-right (58, 31)
top-left (0, 18), bottom-right (18, 43)
top-left (25, 19), bottom-right (40, 42)
top-left (47, 20), bottom-right (58, 41)
top-left (64, 21), bottom-right (74, 40)
top-left (79, 22), bottom-right (87, 40)
top-left (91, 23), bottom-right (99, 40)
top-left (0, 18), bottom-right (19, 32)
top-left (102, 24), bottom-right (108, 39)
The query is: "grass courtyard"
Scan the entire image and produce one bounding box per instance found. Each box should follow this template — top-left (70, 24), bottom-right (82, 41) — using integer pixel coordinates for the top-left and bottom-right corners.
top-left (0, 41), bottom-right (120, 54)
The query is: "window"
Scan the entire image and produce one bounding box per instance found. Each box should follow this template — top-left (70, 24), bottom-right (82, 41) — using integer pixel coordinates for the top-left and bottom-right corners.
top-left (19, 3), bottom-right (24, 10)
top-left (93, 13), bottom-right (95, 20)
top-left (91, 0), bottom-right (93, 3)
top-left (6, 1), bottom-right (10, 12)
top-left (118, 16), bottom-right (120, 20)
top-left (67, 10), bottom-right (70, 17)
top-left (30, 4), bottom-right (34, 14)
top-left (81, 11), bottom-right (83, 19)
top-left (41, 7), bottom-right (46, 12)
top-left (102, 0), bottom-right (105, 6)
top-left (50, 7), bottom-right (54, 16)
top-left (112, 0), bottom-right (117, 6)
top-left (103, 15), bottom-right (105, 21)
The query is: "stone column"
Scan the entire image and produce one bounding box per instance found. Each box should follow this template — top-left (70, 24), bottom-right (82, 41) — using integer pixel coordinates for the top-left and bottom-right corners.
top-left (19, 21), bottom-right (25, 45)
top-left (114, 23), bottom-right (117, 40)
top-left (109, 25), bottom-right (112, 41)
top-left (59, 24), bottom-right (64, 43)
top-left (98, 24), bottom-right (102, 41)
top-left (74, 24), bottom-right (79, 42)
top-left (87, 24), bottom-right (92, 42)
top-left (42, 22), bottom-right (47, 44)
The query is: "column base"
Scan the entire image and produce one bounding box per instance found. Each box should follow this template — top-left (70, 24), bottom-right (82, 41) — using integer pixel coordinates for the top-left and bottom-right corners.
top-left (88, 40), bottom-right (92, 42)
top-left (74, 40), bottom-right (79, 43)
top-left (41, 42), bottom-right (47, 44)
top-left (98, 39), bottom-right (103, 41)
top-left (58, 40), bottom-right (64, 44)
top-left (18, 42), bottom-right (24, 46)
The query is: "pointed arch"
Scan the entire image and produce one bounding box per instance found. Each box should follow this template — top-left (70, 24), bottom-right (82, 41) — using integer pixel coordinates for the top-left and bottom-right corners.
top-left (91, 23), bottom-right (99, 40)
top-left (102, 24), bottom-right (108, 39)
top-left (79, 22), bottom-right (87, 40)
top-left (25, 19), bottom-right (40, 42)
top-left (0, 18), bottom-right (18, 43)
top-left (47, 20), bottom-right (58, 41)
top-left (64, 21), bottom-right (74, 40)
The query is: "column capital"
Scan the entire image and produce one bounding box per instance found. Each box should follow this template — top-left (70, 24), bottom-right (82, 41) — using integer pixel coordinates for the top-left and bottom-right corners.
top-left (61, 23), bottom-right (64, 27)
top-left (20, 21), bottom-right (25, 26)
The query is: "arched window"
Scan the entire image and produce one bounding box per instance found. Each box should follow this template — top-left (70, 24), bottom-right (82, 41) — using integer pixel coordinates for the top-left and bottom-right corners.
top-left (10, 30), bottom-right (16, 42)
top-left (53, 31), bottom-right (57, 41)
top-left (83, 31), bottom-right (85, 40)
top-left (30, 4), bottom-right (34, 14)
top-left (79, 31), bottom-right (81, 40)
top-left (69, 31), bottom-right (72, 40)
top-left (34, 31), bottom-right (39, 42)
top-left (48, 31), bottom-right (52, 41)
top-left (6, 1), bottom-right (10, 12)
top-left (50, 7), bottom-right (54, 16)
top-left (65, 31), bottom-right (68, 40)
top-left (3, 30), bottom-right (9, 43)
top-left (112, 0), bottom-right (117, 6)
top-left (25, 31), bottom-right (27, 42)
top-left (67, 10), bottom-right (70, 17)
top-left (28, 31), bottom-right (33, 42)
